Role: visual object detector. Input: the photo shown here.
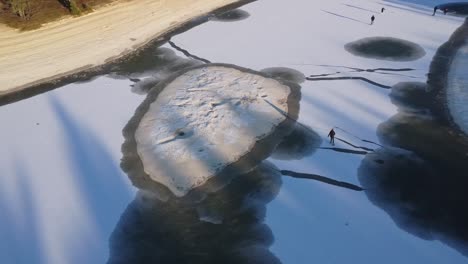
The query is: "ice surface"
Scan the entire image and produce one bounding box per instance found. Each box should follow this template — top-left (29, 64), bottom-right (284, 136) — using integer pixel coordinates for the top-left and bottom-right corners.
top-left (447, 44), bottom-right (468, 135)
top-left (1, 0), bottom-right (467, 263)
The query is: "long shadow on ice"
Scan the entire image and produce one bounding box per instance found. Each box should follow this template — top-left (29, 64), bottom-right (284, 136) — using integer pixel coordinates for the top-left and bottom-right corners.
top-left (281, 170), bottom-right (364, 191)
top-left (0, 161), bottom-right (44, 264)
top-left (49, 97), bottom-right (132, 242)
top-left (321, 10), bottom-right (370, 25)
top-left (343, 4), bottom-right (380, 14)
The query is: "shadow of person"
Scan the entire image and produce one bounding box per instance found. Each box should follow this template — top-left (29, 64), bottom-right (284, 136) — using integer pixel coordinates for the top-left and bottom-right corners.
top-left (108, 162), bottom-right (282, 264)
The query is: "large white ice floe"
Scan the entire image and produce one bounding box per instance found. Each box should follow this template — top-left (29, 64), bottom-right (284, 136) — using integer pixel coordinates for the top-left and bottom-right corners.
top-left (122, 64), bottom-right (300, 198)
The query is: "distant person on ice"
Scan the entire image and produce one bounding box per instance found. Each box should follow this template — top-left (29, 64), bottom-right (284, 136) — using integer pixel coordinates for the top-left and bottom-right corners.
top-left (433, 6), bottom-right (438, 16)
top-left (328, 128), bottom-right (336, 145)
top-left (371, 15), bottom-right (375, 25)
top-left (381, 7), bottom-right (385, 13)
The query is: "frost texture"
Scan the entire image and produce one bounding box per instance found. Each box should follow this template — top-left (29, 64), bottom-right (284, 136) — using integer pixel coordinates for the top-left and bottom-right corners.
top-left (134, 66), bottom-right (291, 196)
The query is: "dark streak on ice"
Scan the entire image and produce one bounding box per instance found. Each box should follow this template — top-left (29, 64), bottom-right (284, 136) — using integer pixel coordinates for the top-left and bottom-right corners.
top-left (308, 72), bottom-right (342, 78)
top-left (361, 139), bottom-right (385, 148)
top-left (168, 40), bottom-right (211, 63)
top-left (317, 65), bottom-right (416, 72)
top-left (306, 76), bottom-right (391, 89)
top-left (334, 127), bottom-right (385, 148)
top-left (335, 137), bottom-right (374, 152)
top-left (281, 170), bottom-right (364, 191)
top-left (319, 147), bottom-right (369, 155)
top-left (342, 4), bottom-right (380, 14)
top-left (321, 10), bottom-right (369, 25)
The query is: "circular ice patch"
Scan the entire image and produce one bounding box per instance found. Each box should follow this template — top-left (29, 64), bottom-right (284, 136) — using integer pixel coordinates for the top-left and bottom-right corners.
top-left (122, 64), bottom-right (300, 198)
top-left (211, 9), bottom-right (250, 22)
top-left (271, 124), bottom-right (322, 160)
top-left (261, 67), bottom-right (306, 84)
top-left (345, 37), bottom-right (425, 61)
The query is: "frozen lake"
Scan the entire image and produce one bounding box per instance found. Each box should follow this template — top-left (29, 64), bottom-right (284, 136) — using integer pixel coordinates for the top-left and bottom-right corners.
top-left (0, 0), bottom-right (467, 263)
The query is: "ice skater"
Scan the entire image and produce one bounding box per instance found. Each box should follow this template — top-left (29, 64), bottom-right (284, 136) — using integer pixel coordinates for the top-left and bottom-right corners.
top-left (381, 7), bottom-right (385, 13)
top-left (432, 6), bottom-right (438, 16)
top-left (370, 15), bottom-right (375, 25)
top-left (328, 128), bottom-right (336, 145)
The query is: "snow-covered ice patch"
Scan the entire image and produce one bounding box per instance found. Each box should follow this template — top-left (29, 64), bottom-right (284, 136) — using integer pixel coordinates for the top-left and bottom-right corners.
top-left (122, 64), bottom-right (301, 198)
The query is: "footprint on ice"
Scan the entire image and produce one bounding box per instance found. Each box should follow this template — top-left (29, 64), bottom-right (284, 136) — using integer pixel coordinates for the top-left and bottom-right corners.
top-left (345, 37), bottom-right (426, 61)
top-left (121, 64), bottom-right (301, 199)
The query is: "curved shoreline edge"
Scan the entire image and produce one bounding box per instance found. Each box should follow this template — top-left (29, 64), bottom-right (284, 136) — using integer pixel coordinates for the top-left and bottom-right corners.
top-left (0, 0), bottom-right (255, 107)
top-left (427, 17), bottom-right (468, 135)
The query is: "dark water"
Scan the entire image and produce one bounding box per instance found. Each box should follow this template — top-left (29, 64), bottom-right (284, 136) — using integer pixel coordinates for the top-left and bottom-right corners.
top-left (210, 8), bottom-right (250, 22)
top-left (345, 37), bottom-right (426, 61)
top-left (109, 162), bottom-right (282, 264)
top-left (389, 0), bottom-right (441, 7)
top-left (357, 17), bottom-right (468, 257)
top-left (359, 81), bottom-right (468, 257)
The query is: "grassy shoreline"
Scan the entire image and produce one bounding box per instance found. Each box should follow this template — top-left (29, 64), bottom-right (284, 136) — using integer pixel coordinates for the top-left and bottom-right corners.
top-left (0, 0), bottom-right (125, 30)
top-left (0, 0), bottom-right (250, 105)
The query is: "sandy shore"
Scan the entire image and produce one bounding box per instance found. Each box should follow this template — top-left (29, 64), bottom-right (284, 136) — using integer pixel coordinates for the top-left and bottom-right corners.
top-left (0, 0), bottom-right (241, 97)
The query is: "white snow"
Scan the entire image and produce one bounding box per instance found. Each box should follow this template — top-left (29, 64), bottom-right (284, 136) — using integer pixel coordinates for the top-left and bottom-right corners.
top-left (447, 43), bottom-right (468, 135)
top-left (135, 65), bottom-right (291, 196)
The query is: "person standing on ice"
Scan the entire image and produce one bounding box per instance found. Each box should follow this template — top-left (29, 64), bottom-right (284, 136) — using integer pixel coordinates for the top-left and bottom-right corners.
top-left (370, 15), bottom-right (375, 25)
top-left (381, 7), bottom-right (385, 13)
top-left (432, 6), bottom-right (438, 16)
top-left (328, 128), bottom-right (336, 145)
